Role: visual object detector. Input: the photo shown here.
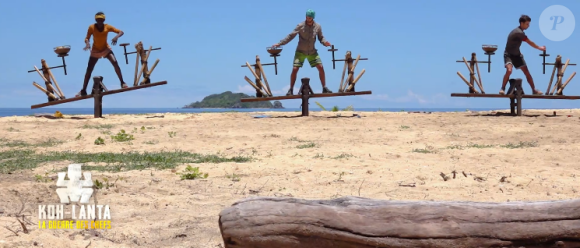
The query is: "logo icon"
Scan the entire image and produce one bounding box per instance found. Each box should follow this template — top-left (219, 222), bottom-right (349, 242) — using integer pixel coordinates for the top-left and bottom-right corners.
top-left (539, 5), bottom-right (575, 41)
top-left (55, 164), bottom-right (94, 204)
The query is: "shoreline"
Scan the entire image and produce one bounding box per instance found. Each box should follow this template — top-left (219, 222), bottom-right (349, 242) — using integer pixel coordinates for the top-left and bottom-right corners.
top-left (1, 108), bottom-right (579, 118)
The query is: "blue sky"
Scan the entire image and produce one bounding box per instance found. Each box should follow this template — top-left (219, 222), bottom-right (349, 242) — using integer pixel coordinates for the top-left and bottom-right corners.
top-left (0, 0), bottom-right (578, 109)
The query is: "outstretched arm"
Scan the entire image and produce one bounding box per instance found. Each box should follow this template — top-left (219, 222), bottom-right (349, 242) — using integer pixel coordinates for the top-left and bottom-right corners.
top-left (109, 25), bottom-right (124, 38)
top-left (520, 33), bottom-right (545, 51)
top-left (525, 39), bottom-right (544, 50)
top-left (278, 23), bottom-right (302, 46)
top-left (108, 25), bottom-right (124, 45)
top-left (84, 25), bottom-right (93, 50)
top-left (317, 25), bottom-right (330, 46)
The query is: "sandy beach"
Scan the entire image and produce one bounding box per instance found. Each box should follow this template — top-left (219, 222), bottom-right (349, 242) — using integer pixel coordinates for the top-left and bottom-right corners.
top-left (1, 109), bottom-right (580, 248)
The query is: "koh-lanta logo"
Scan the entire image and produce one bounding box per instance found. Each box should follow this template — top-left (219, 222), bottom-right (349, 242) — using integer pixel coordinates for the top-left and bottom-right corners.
top-left (539, 5), bottom-right (575, 41)
top-left (38, 164), bottom-right (112, 230)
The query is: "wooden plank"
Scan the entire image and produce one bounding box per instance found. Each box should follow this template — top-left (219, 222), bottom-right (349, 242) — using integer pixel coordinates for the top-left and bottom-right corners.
top-left (31, 81), bottom-right (167, 109)
top-left (450, 93), bottom-right (580, 100)
top-left (101, 81), bottom-right (166, 97)
top-left (240, 90), bottom-right (372, 102)
top-left (219, 196), bottom-right (580, 248)
top-left (31, 94), bottom-right (94, 109)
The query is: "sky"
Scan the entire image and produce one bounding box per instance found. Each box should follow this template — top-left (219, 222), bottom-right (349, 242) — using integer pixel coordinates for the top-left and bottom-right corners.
top-left (0, 0), bottom-right (578, 109)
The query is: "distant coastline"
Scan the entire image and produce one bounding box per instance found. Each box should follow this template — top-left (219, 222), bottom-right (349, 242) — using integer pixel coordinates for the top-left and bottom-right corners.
top-left (182, 91), bottom-right (284, 109)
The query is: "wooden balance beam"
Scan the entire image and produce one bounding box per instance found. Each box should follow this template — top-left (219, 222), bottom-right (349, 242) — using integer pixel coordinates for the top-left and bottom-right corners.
top-left (219, 196), bottom-right (580, 248)
top-left (451, 78), bottom-right (580, 116)
top-left (240, 77), bottom-right (372, 116)
top-left (31, 77), bottom-right (167, 118)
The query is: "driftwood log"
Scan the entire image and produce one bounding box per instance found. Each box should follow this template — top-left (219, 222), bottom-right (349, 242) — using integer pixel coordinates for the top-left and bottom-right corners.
top-left (218, 196), bottom-right (580, 248)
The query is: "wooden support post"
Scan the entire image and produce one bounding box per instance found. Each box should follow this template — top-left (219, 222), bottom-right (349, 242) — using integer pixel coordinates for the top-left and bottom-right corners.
top-left (135, 42), bottom-right (152, 86)
top-left (345, 69), bottom-right (366, 92)
top-left (299, 77), bottom-right (313, 116)
top-left (245, 61), bottom-right (265, 97)
top-left (550, 57), bottom-right (564, 95)
top-left (456, 72), bottom-right (479, 94)
top-left (254, 64), bottom-right (263, 97)
top-left (546, 56), bottom-right (560, 95)
top-left (508, 78), bottom-right (523, 116)
top-left (133, 44), bottom-right (141, 86)
top-left (33, 82), bottom-right (58, 100)
top-left (142, 46), bottom-right (153, 84)
top-left (41, 59), bottom-right (65, 99)
top-left (92, 76), bottom-right (104, 118)
top-left (556, 59), bottom-right (571, 95)
top-left (46, 83), bottom-right (58, 97)
top-left (33, 65), bottom-right (57, 101)
top-left (338, 52), bottom-right (350, 92)
top-left (557, 72), bottom-right (577, 95)
top-left (473, 53), bottom-right (485, 93)
top-left (469, 54), bottom-right (476, 93)
top-left (344, 54), bottom-right (360, 92)
top-left (141, 43), bottom-right (152, 80)
top-left (516, 91), bottom-right (522, 116)
top-left (41, 63), bottom-right (57, 100)
top-left (510, 98), bottom-right (516, 115)
top-left (463, 56), bottom-right (482, 94)
top-left (141, 59), bottom-right (160, 85)
top-left (243, 76), bottom-right (268, 97)
top-left (255, 56), bottom-right (272, 96)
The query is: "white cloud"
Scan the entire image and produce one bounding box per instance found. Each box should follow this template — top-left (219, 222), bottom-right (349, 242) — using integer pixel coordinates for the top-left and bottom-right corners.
top-left (236, 85), bottom-right (256, 94)
top-left (271, 85), bottom-right (290, 95)
top-left (361, 90), bottom-right (448, 104)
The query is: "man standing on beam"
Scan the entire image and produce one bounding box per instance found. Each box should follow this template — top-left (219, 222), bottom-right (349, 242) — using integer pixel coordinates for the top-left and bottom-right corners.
top-left (77, 11), bottom-right (128, 97)
top-left (272, 9), bottom-right (333, 96)
top-left (500, 14), bottom-right (545, 95)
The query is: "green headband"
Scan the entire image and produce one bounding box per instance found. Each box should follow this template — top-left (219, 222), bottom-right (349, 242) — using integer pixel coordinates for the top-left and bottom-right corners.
top-left (306, 9), bottom-right (315, 19)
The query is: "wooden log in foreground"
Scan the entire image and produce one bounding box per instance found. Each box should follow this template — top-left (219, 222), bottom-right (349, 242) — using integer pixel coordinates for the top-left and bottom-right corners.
top-left (219, 196), bottom-right (580, 248)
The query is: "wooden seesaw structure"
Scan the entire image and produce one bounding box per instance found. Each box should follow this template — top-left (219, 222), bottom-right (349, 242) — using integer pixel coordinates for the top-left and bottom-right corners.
top-left (28, 43), bottom-right (167, 118)
top-left (450, 45), bottom-right (579, 116)
top-left (239, 45), bottom-right (372, 116)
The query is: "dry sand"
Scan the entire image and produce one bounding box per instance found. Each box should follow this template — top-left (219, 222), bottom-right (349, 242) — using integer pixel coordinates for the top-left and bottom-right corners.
top-left (1, 109), bottom-right (580, 247)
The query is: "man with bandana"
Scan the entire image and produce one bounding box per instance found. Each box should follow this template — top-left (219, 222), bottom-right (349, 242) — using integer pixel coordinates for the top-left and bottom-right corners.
top-left (77, 11), bottom-right (128, 97)
top-left (272, 9), bottom-right (333, 96)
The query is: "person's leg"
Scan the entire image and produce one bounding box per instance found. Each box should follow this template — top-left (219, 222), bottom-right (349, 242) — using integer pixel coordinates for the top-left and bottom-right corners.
top-left (79, 57), bottom-right (99, 96)
top-left (290, 67), bottom-right (300, 88)
top-left (106, 52), bottom-right (128, 88)
top-left (308, 53), bottom-right (332, 93)
top-left (520, 65), bottom-right (542, 94)
top-left (287, 52), bottom-right (305, 95)
top-left (500, 54), bottom-right (513, 94)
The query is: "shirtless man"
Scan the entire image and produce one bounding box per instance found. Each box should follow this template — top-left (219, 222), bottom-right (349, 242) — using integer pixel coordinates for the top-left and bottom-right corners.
top-left (77, 12), bottom-right (128, 97)
top-left (500, 15), bottom-right (546, 95)
top-left (272, 9), bottom-right (332, 95)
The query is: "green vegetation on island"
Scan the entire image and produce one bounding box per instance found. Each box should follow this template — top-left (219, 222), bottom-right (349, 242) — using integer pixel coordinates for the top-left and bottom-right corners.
top-left (183, 91), bottom-right (284, 109)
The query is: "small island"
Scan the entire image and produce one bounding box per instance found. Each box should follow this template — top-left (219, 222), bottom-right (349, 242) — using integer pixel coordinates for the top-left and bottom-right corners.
top-left (183, 91), bottom-right (284, 109)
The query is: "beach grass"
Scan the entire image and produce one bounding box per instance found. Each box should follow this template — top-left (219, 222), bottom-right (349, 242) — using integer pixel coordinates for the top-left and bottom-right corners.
top-left (0, 149), bottom-right (252, 174)
top-left (0, 138), bottom-right (64, 148)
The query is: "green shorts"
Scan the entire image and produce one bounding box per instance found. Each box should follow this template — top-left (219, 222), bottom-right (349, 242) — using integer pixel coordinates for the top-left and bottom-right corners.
top-left (293, 51), bottom-right (322, 68)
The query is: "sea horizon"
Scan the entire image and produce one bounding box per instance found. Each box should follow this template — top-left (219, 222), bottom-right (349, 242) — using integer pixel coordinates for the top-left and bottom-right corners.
top-left (1, 107), bottom-right (578, 117)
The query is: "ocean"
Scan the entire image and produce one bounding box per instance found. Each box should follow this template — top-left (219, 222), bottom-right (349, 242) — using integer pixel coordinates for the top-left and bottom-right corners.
top-left (0, 107), bottom-right (508, 117)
